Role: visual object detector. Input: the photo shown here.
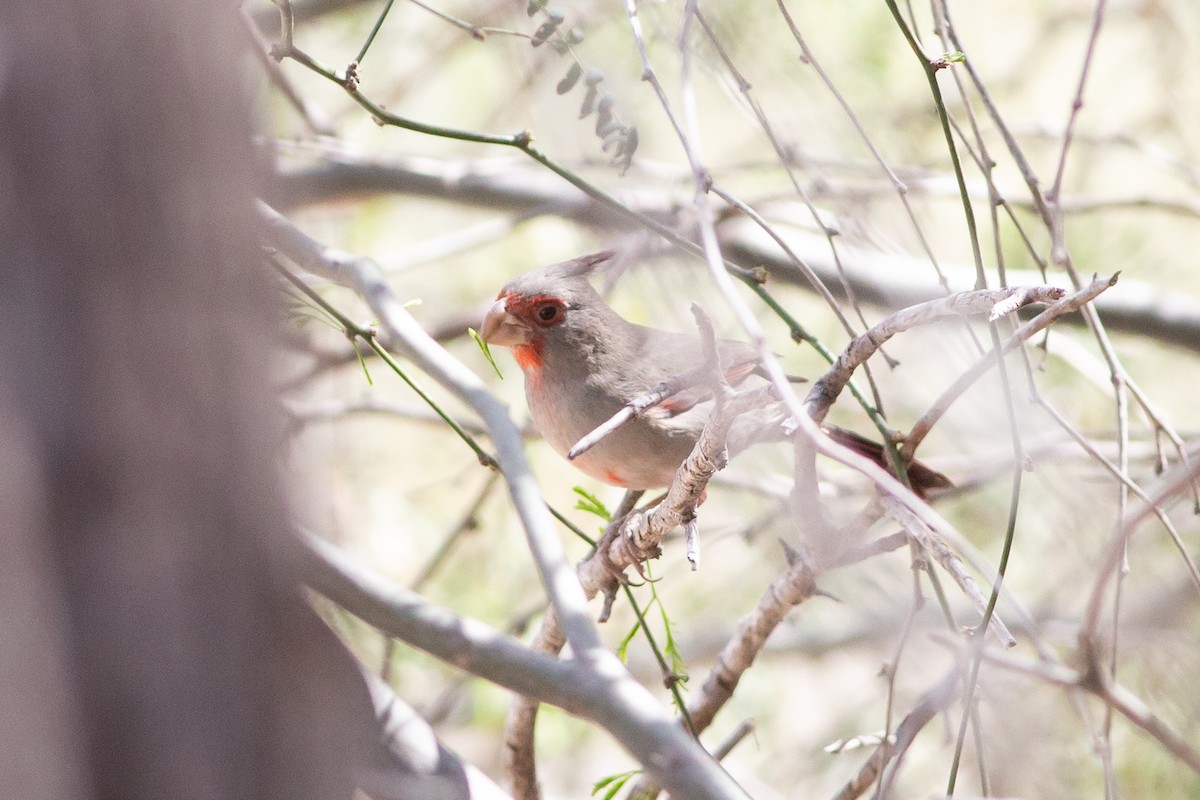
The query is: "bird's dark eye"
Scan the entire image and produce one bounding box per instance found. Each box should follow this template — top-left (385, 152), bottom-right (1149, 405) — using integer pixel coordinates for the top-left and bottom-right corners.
top-left (536, 304), bottom-right (561, 323)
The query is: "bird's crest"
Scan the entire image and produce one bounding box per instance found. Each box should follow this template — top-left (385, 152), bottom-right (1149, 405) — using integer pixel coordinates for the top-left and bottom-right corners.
top-left (542, 249), bottom-right (615, 280)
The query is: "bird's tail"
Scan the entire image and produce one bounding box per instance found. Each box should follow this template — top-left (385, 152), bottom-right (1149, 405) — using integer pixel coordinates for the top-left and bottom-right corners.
top-left (728, 410), bottom-right (951, 498)
top-left (823, 425), bottom-right (952, 499)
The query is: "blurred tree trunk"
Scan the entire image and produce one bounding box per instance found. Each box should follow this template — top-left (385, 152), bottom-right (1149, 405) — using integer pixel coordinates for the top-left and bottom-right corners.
top-left (0, 1), bottom-right (359, 799)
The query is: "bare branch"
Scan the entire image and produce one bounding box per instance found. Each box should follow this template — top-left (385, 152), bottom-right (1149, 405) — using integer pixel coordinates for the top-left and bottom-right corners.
top-left (906, 274), bottom-right (1118, 455)
top-left (301, 534), bottom-right (751, 799)
top-left (270, 154), bottom-right (1200, 352)
top-left (586, 385), bottom-right (777, 582)
top-left (939, 636), bottom-right (1200, 775)
top-left (830, 670), bottom-right (959, 800)
top-left (805, 284), bottom-right (1067, 424)
top-left (265, 206), bottom-right (750, 800)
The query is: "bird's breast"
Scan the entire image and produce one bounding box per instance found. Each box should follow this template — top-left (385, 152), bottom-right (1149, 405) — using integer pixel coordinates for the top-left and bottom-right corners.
top-left (524, 375), bottom-right (699, 490)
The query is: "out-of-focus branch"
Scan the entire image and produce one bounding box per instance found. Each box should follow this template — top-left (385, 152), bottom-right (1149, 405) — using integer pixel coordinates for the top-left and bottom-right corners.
top-left (269, 155), bottom-right (660, 227)
top-left (253, 0), bottom-right (375, 27)
top-left (270, 156), bottom-right (1200, 352)
top-left (300, 534), bottom-right (595, 710)
top-left (262, 204), bottom-right (749, 800)
top-left (1080, 458), bottom-right (1200, 649)
top-left (286, 398), bottom-right (493, 436)
top-left (905, 274), bottom-right (1118, 455)
top-left (239, 7), bottom-right (334, 135)
top-left (804, 284), bottom-right (1067, 424)
top-left (360, 666), bottom-right (514, 800)
top-left (938, 635), bottom-right (1200, 775)
top-left (830, 670), bottom-right (960, 800)
top-left (301, 521), bottom-right (750, 799)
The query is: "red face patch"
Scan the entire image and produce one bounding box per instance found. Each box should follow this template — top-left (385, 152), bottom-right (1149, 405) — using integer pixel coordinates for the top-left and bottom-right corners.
top-left (504, 293), bottom-right (568, 329)
top-left (499, 292), bottom-right (568, 376)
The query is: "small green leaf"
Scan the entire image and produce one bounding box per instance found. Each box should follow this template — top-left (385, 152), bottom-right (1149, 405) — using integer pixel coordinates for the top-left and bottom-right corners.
top-left (352, 339), bottom-right (374, 387)
top-left (402, 297), bottom-right (422, 309)
top-left (616, 619), bottom-right (641, 662)
top-left (469, 327), bottom-right (503, 379)
top-left (591, 774), bottom-right (619, 792)
top-left (591, 770), bottom-right (640, 798)
top-left (573, 486), bottom-right (611, 520)
top-left (944, 50), bottom-right (966, 63)
top-left (602, 777), bottom-right (629, 800)
top-left (657, 598), bottom-right (688, 681)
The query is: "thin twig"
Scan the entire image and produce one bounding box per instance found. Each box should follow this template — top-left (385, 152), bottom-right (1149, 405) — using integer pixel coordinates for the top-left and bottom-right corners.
top-left (904, 275), bottom-right (1117, 456)
top-left (1080, 459), bottom-right (1200, 648)
top-left (261, 203), bottom-right (612, 661)
top-left (831, 670), bottom-right (960, 800)
top-left (883, 497), bottom-right (1015, 647)
top-left (933, 634), bottom-right (1200, 775)
top-left (805, 285), bottom-right (1067, 424)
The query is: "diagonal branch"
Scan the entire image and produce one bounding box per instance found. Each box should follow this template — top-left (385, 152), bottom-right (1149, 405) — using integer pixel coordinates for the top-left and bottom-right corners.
top-left (261, 204), bottom-right (750, 800)
top-left (567, 365), bottom-right (712, 461)
top-left (905, 274), bottom-right (1118, 455)
top-left (269, 153), bottom-right (1200, 352)
top-left (939, 635), bottom-right (1200, 775)
top-left (805, 284), bottom-right (1067, 424)
top-left (830, 670), bottom-right (960, 800)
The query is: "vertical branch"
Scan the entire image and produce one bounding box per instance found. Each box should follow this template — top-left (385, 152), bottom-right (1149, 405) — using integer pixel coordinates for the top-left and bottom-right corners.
top-left (879, 0), bottom-right (987, 290)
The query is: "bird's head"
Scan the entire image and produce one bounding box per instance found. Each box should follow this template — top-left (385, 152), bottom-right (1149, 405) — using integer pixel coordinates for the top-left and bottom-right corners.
top-left (480, 250), bottom-right (616, 374)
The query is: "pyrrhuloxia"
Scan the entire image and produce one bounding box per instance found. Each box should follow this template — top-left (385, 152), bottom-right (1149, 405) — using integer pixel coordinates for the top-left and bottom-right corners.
top-left (480, 251), bottom-right (949, 495)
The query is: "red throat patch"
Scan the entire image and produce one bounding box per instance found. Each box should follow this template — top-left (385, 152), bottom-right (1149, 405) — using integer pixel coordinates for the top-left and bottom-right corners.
top-left (512, 343), bottom-right (544, 374)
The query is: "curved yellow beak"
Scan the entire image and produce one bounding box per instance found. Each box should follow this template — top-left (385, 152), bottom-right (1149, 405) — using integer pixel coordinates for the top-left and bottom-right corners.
top-left (479, 297), bottom-right (532, 347)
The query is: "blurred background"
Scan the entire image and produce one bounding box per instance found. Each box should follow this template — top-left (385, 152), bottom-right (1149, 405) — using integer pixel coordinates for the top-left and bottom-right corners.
top-left (257, 0), bottom-right (1200, 797)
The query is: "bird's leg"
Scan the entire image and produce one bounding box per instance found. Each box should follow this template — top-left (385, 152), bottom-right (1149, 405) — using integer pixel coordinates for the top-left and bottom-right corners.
top-left (611, 489), bottom-right (644, 523)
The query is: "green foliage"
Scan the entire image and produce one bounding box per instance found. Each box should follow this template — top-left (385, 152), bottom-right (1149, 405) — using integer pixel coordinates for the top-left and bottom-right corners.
top-left (469, 326), bottom-right (504, 379)
top-left (618, 564), bottom-right (688, 687)
top-left (351, 338), bottom-right (374, 386)
top-left (644, 567), bottom-right (688, 685)
top-left (573, 486), bottom-right (611, 521)
top-left (591, 768), bottom-right (641, 799)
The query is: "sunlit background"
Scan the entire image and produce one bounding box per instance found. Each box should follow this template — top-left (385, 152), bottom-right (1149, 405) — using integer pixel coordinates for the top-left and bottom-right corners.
top-left (264, 0), bottom-right (1200, 796)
